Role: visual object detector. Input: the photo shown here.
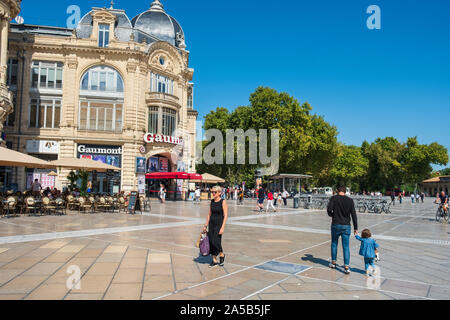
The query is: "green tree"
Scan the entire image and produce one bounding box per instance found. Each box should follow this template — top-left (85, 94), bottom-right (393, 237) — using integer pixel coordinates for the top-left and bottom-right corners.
top-left (329, 144), bottom-right (369, 191)
top-left (66, 171), bottom-right (79, 192)
top-left (401, 137), bottom-right (448, 187)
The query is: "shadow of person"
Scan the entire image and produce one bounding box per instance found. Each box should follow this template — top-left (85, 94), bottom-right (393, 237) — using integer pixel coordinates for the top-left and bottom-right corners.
top-left (301, 254), bottom-right (331, 267)
top-left (301, 254), bottom-right (367, 275)
top-left (193, 255), bottom-right (212, 264)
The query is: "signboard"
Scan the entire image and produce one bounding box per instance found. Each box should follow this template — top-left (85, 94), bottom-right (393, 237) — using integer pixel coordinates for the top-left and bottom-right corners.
top-left (144, 133), bottom-right (183, 146)
top-left (26, 140), bottom-right (60, 154)
top-left (138, 174), bottom-right (146, 194)
top-left (77, 144), bottom-right (122, 168)
top-left (128, 191), bottom-right (141, 214)
top-left (136, 157), bottom-right (146, 173)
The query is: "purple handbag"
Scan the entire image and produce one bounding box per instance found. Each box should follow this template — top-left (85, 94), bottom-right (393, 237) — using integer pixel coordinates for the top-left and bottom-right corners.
top-left (199, 234), bottom-right (210, 256)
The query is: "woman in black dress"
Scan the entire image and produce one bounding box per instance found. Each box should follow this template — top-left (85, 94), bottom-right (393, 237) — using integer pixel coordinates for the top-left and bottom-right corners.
top-left (203, 186), bottom-right (228, 268)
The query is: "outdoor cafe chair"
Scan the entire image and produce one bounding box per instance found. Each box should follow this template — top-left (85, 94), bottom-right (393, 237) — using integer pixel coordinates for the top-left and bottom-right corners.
top-left (140, 196), bottom-right (151, 212)
top-left (88, 196), bottom-right (96, 213)
top-left (107, 196), bottom-right (115, 213)
top-left (97, 197), bottom-right (110, 212)
top-left (55, 198), bottom-right (66, 216)
top-left (79, 197), bottom-right (94, 214)
top-left (2, 196), bottom-right (18, 217)
top-left (118, 196), bottom-right (126, 213)
top-left (66, 195), bottom-right (79, 211)
top-left (24, 197), bottom-right (39, 216)
top-left (42, 197), bottom-right (57, 215)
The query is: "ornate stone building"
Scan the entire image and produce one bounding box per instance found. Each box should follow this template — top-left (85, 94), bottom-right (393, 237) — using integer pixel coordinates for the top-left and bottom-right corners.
top-left (0, 0), bottom-right (20, 145)
top-left (3, 0), bottom-right (198, 195)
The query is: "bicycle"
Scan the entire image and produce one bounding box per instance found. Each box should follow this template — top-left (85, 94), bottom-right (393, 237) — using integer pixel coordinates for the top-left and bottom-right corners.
top-left (436, 204), bottom-right (449, 222)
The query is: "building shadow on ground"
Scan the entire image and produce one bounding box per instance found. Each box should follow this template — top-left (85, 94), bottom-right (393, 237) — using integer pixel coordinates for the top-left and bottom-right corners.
top-left (301, 254), bottom-right (366, 275)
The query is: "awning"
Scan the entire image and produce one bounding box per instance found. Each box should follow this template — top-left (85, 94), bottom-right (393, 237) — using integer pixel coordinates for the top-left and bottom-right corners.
top-left (190, 173), bottom-right (224, 184)
top-left (50, 158), bottom-right (121, 172)
top-left (145, 172), bottom-right (203, 180)
top-left (146, 172), bottom-right (189, 180)
top-left (0, 146), bottom-right (55, 169)
top-left (188, 173), bottom-right (203, 180)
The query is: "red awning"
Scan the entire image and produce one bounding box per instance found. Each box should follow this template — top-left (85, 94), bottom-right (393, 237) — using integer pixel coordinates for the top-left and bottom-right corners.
top-left (188, 173), bottom-right (203, 180)
top-left (146, 172), bottom-right (190, 180)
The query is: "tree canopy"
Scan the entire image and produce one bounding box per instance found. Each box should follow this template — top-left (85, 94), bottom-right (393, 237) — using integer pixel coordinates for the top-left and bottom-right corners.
top-left (197, 87), bottom-right (449, 191)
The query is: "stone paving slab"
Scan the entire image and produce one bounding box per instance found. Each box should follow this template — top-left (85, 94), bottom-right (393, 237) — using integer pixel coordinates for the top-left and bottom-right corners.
top-left (0, 198), bottom-right (448, 300)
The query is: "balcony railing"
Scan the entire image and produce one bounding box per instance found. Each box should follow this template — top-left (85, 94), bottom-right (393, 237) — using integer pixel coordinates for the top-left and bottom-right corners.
top-left (145, 92), bottom-right (181, 108)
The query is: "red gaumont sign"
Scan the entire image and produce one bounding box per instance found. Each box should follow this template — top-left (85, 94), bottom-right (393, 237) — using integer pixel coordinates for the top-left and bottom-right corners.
top-left (143, 133), bottom-right (184, 146)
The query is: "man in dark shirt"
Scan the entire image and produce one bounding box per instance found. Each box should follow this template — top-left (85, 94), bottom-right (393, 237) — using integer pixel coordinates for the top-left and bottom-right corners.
top-left (327, 186), bottom-right (358, 274)
top-left (438, 191), bottom-right (448, 213)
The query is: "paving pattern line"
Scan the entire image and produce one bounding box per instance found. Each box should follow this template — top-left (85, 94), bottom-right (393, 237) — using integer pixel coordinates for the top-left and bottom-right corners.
top-left (152, 240), bottom-right (332, 300)
top-left (294, 274), bottom-right (433, 300)
top-left (0, 220), bottom-right (203, 245)
top-left (227, 221), bottom-right (450, 246)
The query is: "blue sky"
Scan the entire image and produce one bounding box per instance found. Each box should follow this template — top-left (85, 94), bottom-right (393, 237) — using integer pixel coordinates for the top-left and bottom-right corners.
top-left (17, 0), bottom-right (450, 169)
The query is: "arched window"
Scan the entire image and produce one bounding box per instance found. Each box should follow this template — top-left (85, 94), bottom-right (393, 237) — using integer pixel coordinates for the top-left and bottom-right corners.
top-left (79, 65), bottom-right (124, 132)
top-left (81, 65), bottom-right (124, 94)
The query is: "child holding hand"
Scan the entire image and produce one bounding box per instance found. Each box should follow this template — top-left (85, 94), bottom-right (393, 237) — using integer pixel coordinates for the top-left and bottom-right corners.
top-left (355, 229), bottom-right (380, 276)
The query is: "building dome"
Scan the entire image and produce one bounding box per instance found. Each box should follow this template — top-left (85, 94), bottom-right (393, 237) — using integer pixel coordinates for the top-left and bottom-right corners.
top-left (131, 0), bottom-right (186, 48)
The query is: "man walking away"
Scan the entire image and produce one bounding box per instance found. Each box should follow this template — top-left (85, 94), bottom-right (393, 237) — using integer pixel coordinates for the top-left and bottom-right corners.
top-left (327, 186), bottom-right (358, 275)
top-left (390, 192), bottom-right (395, 206)
top-left (282, 189), bottom-right (289, 207)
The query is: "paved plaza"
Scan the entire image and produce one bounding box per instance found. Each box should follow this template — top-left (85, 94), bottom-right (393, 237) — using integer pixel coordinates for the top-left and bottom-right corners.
top-left (0, 197), bottom-right (448, 300)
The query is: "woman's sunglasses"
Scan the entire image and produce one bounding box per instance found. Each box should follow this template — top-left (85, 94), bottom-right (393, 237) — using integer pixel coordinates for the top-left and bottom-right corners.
top-left (212, 191), bottom-right (219, 194)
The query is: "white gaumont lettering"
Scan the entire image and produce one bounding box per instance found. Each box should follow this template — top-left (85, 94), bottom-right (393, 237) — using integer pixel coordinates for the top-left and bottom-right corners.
top-left (77, 145), bottom-right (122, 155)
top-left (143, 134), bottom-right (184, 146)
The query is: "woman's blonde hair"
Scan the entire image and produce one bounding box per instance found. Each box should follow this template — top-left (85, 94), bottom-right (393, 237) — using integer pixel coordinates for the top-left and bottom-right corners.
top-left (211, 186), bottom-right (222, 194)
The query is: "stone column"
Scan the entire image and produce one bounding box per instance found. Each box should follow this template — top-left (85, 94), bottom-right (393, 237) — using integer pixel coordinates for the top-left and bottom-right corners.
top-left (0, 17), bottom-right (9, 84)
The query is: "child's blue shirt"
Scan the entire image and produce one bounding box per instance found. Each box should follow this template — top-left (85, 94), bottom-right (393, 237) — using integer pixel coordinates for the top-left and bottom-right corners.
top-left (355, 235), bottom-right (379, 258)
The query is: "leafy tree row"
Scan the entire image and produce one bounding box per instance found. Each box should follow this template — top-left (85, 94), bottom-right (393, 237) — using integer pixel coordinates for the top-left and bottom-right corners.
top-left (197, 87), bottom-right (448, 192)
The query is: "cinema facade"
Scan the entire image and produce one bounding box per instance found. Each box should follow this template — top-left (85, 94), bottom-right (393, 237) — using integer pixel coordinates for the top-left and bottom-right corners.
top-left (2, 0), bottom-right (198, 195)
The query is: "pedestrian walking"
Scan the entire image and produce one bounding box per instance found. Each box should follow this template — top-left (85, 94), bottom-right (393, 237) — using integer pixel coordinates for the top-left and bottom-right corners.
top-left (390, 193), bottom-right (395, 206)
top-left (282, 189), bottom-right (289, 207)
top-left (273, 190), bottom-right (278, 207)
top-left (355, 229), bottom-right (380, 276)
top-left (159, 184), bottom-right (166, 204)
top-left (411, 193), bottom-right (415, 204)
top-left (257, 186), bottom-right (265, 213)
top-left (203, 186), bottom-right (228, 268)
top-left (266, 190), bottom-right (277, 213)
top-left (327, 186), bottom-right (358, 275)
top-left (398, 193), bottom-right (403, 204)
top-left (421, 193), bottom-right (425, 203)
top-left (194, 187), bottom-right (201, 204)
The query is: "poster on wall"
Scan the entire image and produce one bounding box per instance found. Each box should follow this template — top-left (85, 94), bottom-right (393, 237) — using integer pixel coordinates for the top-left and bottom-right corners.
top-left (159, 158), bottom-right (169, 172)
top-left (138, 174), bottom-right (146, 194)
top-left (148, 157), bottom-right (159, 173)
top-left (93, 155), bottom-right (106, 164)
top-left (136, 157), bottom-right (146, 173)
top-left (177, 179), bottom-right (183, 194)
top-left (107, 156), bottom-right (120, 168)
top-left (177, 161), bottom-right (186, 173)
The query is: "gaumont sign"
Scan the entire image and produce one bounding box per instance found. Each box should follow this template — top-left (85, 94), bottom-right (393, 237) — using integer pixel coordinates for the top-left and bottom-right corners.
top-left (77, 145), bottom-right (122, 155)
top-left (144, 133), bottom-right (183, 146)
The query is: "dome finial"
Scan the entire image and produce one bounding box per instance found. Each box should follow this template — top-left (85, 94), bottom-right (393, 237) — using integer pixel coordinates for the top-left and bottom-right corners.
top-left (150, 0), bottom-right (165, 12)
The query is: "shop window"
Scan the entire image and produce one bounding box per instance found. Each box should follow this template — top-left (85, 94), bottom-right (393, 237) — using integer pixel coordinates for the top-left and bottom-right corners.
top-left (31, 61), bottom-right (63, 89)
top-left (29, 98), bottom-right (61, 129)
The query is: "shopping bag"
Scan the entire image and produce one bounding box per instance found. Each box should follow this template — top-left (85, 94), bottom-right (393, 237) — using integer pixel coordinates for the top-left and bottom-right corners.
top-left (199, 234), bottom-right (210, 256)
